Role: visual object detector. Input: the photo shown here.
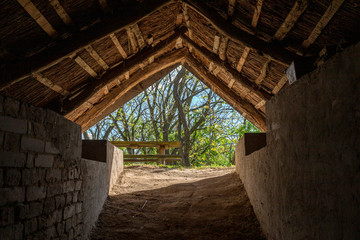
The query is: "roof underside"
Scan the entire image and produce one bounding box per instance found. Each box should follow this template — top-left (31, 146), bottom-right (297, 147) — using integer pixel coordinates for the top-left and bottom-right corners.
top-left (0, 0), bottom-right (359, 131)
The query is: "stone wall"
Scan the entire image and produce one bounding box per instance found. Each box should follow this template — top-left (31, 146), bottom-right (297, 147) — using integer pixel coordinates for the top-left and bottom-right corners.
top-left (0, 96), bottom-right (83, 239)
top-left (81, 141), bottom-right (123, 239)
top-left (235, 42), bottom-right (360, 239)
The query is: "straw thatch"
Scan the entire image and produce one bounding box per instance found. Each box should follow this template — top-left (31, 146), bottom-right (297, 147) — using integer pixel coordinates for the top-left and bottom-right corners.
top-left (0, 0), bottom-right (359, 131)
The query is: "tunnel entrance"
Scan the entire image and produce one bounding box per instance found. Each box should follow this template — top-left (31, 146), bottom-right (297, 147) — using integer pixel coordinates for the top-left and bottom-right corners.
top-left (83, 66), bottom-right (260, 167)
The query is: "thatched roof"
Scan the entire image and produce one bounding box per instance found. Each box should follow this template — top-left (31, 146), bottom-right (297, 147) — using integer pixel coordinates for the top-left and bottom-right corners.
top-left (1, 0), bottom-right (359, 131)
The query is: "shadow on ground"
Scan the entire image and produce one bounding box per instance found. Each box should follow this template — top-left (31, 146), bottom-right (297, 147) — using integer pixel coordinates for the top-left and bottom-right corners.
top-left (90, 167), bottom-right (265, 240)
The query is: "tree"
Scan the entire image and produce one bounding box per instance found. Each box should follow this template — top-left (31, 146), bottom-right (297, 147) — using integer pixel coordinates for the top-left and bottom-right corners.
top-left (85, 66), bottom-right (260, 166)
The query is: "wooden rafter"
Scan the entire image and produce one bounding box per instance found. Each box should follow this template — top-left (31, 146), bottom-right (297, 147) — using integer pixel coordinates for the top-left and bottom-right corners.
top-left (183, 0), bottom-right (303, 65)
top-left (56, 27), bottom-right (188, 115)
top-left (272, 74), bottom-right (288, 94)
top-left (132, 24), bottom-right (146, 49)
top-left (80, 64), bottom-right (179, 131)
top-left (182, 3), bottom-right (193, 39)
top-left (273, 0), bottom-right (308, 41)
top-left (85, 45), bottom-right (109, 70)
top-left (228, 0), bottom-right (236, 19)
top-left (109, 33), bottom-right (128, 59)
top-left (251, 0), bottom-right (264, 29)
top-left (32, 72), bottom-right (69, 96)
top-left (127, 28), bottom-right (138, 53)
top-left (213, 35), bottom-right (220, 54)
top-left (185, 55), bottom-right (266, 131)
top-left (49, 0), bottom-right (73, 26)
top-left (0, 0), bottom-right (174, 91)
top-left (182, 34), bottom-right (272, 100)
top-left (255, 59), bottom-right (271, 85)
top-left (218, 37), bottom-right (228, 61)
top-left (74, 49), bottom-right (186, 128)
top-left (236, 47), bottom-right (250, 72)
top-left (17, 0), bottom-right (58, 38)
top-left (302, 0), bottom-right (345, 49)
top-left (255, 100), bottom-right (266, 109)
top-left (74, 56), bottom-right (98, 78)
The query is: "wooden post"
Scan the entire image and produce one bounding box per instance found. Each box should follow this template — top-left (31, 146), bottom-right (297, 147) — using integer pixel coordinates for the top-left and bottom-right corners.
top-left (157, 144), bottom-right (166, 165)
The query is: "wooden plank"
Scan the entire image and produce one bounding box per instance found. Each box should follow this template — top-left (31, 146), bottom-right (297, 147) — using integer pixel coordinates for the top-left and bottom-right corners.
top-left (255, 59), bottom-right (271, 84)
top-left (32, 72), bottom-right (69, 95)
top-left (74, 56), bottom-right (98, 78)
top-left (218, 37), bottom-right (228, 61)
top-left (98, 0), bottom-right (108, 12)
top-left (213, 35), bottom-right (220, 54)
top-left (272, 74), bottom-right (287, 94)
top-left (85, 45), bottom-right (109, 70)
top-left (273, 0), bottom-right (308, 41)
top-left (124, 154), bottom-right (181, 159)
top-left (251, 0), bottom-right (264, 29)
top-left (111, 141), bottom-right (181, 148)
top-left (58, 27), bottom-right (187, 116)
top-left (228, 78), bottom-right (235, 88)
top-left (185, 54), bottom-right (266, 132)
top-left (182, 3), bottom-right (193, 39)
top-left (49, 0), bottom-right (73, 26)
top-left (228, 0), bottom-right (236, 18)
top-left (109, 33), bottom-right (128, 59)
top-left (182, 34), bottom-right (272, 100)
top-left (17, 0), bottom-right (58, 38)
top-left (183, 0), bottom-right (303, 65)
top-left (124, 159), bottom-right (180, 162)
top-left (236, 47), bottom-right (250, 72)
top-left (127, 28), bottom-right (138, 53)
top-left (132, 24), bottom-right (146, 48)
top-left (255, 100), bottom-right (266, 109)
top-left (301, 0), bottom-right (344, 48)
top-left (74, 49), bottom-right (186, 128)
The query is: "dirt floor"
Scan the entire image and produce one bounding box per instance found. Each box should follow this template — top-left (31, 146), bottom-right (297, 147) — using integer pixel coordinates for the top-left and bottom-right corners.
top-left (90, 165), bottom-right (265, 240)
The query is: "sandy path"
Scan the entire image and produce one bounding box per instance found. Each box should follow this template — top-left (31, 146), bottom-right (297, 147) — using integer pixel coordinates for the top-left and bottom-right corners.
top-left (90, 166), bottom-right (265, 240)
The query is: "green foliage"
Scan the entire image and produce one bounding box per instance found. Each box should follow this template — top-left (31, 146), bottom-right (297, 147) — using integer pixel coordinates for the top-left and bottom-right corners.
top-left (86, 67), bottom-right (260, 167)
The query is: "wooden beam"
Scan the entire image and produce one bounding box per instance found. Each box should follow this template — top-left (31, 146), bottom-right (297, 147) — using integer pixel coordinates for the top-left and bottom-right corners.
top-left (236, 47), bottom-right (250, 72)
top-left (228, 78), bottom-right (235, 88)
top-left (255, 100), bottom-right (266, 109)
top-left (184, 54), bottom-right (266, 131)
top-left (182, 3), bottom-right (193, 39)
top-left (0, 0), bottom-right (173, 91)
top-left (218, 37), bottom-right (228, 61)
top-left (85, 45), bottom-right (109, 70)
top-left (228, 0), bottom-right (236, 19)
top-left (58, 27), bottom-right (187, 116)
top-left (80, 64), bottom-right (179, 131)
top-left (17, 0), bottom-right (58, 38)
top-left (74, 56), bottom-right (98, 78)
top-left (127, 28), bottom-right (138, 53)
top-left (251, 0), bottom-right (264, 29)
top-left (273, 0), bottom-right (308, 41)
top-left (49, 0), bottom-right (73, 26)
top-left (75, 49), bottom-right (186, 129)
top-left (183, 0), bottom-right (304, 65)
top-left (255, 59), bottom-right (271, 85)
top-left (182, 34), bottom-right (272, 100)
top-left (302, 0), bottom-right (344, 49)
top-left (132, 24), bottom-right (146, 49)
top-left (272, 74), bottom-right (287, 94)
top-left (109, 33), bottom-right (128, 59)
top-left (98, 0), bottom-right (109, 12)
top-left (111, 141), bottom-right (181, 148)
top-left (32, 72), bottom-right (69, 96)
top-left (213, 35), bottom-right (220, 54)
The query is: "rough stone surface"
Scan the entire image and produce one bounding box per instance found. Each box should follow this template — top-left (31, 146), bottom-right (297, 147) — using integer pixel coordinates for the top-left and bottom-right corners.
top-left (21, 136), bottom-right (44, 153)
top-left (235, 42), bottom-right (360, 240)
top-left (0, 96), bottom-right (83, 239)
top-left (81, 142), bottom-right (124, 239)
top-left (34, 154), bottom-right (54, 168)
